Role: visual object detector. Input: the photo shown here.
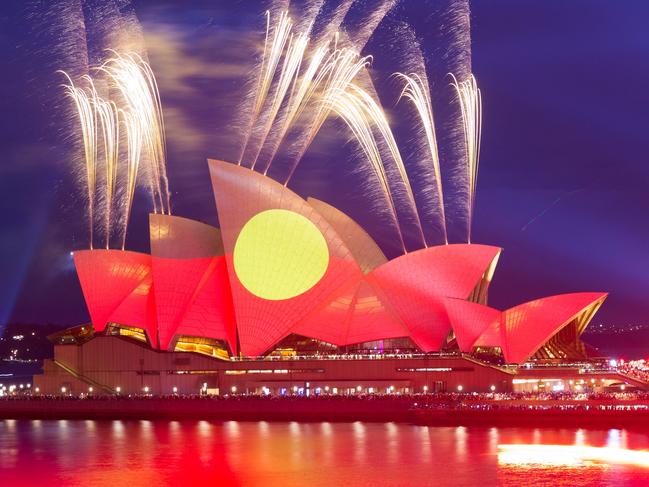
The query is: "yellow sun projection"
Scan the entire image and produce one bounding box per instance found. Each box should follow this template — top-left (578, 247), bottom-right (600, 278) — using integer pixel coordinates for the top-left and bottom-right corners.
top-left (233, 209), bottom-right (329, 300)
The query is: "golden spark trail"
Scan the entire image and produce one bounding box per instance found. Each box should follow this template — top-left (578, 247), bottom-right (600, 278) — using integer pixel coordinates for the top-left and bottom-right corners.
top-left (260, 44), bottom-right (329, 174)
top-left (396, 72), bottom-right (448, 244)
top-left (451, 73), bottom-right (481, 243)
top-left (249, 31), bottom-right (309, 170)
top-left (239, 10), bottom-right (293, 165)
top-left (98, 52), bottom-right (170, 215)
top-left (60, 72), bottom-right (98, 249)
top-left (120, 109), bottom-right (142, 250)
top-left (283, 49), bottom-right (370, 185)
top-left (347, 83), bottom-right (428, 248)
top-left (94, 95), bottom-right (120, 249)
top-left (327, 85), bottom-right (409, 253)
top-left (138, 54), bottom-right (170, 214)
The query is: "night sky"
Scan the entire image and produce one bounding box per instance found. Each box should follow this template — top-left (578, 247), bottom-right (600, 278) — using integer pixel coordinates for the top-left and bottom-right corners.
top-left (0, 1), bottom-right (648, 347)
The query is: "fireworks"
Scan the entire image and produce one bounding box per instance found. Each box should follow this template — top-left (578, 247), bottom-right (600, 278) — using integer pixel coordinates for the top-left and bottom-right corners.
top-left (61, 53), bottom-right (170, 249)
top-left (98, 52), bottom-right (170, 215)
top-left (60, 73), bottom-right (97, 249)
top-left (238, 10), bottom-right (294, 166)
top-left (234, 5), bottom-right (478, 251)
top-left (336, 83), bottom-right (428, 249)
top-left (395, 72), bottom-right (447, 244)
top-left (451, 73), bottom-right (482, 243)
top-left (61, 1), bottom-right (483, 253)
top-left (120, 108), bottom-right (143, 250)
top-left (94, 95), bottom-right (120, 249)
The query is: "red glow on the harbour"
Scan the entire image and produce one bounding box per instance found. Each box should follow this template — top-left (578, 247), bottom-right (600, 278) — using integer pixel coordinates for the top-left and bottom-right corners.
top-left (3, 421), bottom-right (649, 487)
top-left (498, 444), bottom-right (649, 468)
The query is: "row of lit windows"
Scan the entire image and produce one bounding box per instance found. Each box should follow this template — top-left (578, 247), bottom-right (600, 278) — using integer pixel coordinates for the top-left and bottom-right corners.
top-left (224, 368), bottom-right (325, 375)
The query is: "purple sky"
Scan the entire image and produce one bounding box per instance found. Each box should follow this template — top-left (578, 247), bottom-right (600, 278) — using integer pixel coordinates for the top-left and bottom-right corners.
top-left (0, 0), bottom-right (648, 347)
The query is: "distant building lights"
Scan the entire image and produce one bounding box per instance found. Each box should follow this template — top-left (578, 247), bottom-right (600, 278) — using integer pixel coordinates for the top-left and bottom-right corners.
top-left (356, 385), bottom-right (362, 392)
top-left (324, 386), bottom-right (330, 392)
top-left (389, 385), bottom-right (395, 392)
top-left (609, 359), bottom-right (618, 367)
top-left (621, 385), bottom-right (626, 391)
top-left (293, 386), bottom-right (298, 392)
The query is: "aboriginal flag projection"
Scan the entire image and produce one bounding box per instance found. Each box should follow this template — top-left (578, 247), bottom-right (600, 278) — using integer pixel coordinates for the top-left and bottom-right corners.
top-left (72, 160), bottom-right (607, 363)
top-left (209, 160), bottom-right (363, 357)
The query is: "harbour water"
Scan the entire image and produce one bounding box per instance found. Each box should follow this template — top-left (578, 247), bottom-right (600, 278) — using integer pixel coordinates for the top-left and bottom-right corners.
top-left (1, 420), bottom-right (649, 486)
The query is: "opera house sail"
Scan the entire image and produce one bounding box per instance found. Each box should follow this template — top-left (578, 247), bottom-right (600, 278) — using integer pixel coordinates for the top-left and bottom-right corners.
top-left (34, 159), bottom-right (610, 396)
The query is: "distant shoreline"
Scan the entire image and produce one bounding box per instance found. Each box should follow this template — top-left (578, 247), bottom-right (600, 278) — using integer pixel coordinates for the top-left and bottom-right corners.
top-left (2, 397), bottom-right (649, 428)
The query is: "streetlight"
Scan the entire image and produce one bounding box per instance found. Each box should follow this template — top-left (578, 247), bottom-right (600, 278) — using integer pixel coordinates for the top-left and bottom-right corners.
top-left (61, 387), bottom-right (67, 394)
top-left (172, 386), bottom-right (178, 394)
top-left (144, 386), bottom-right (150, 393)
top-left (356, 385), bottom-right (362, 392)
top-left (115, 386), bottom-right (121, 394)
top-left (490, 385), bottom-right (496, 392)
top-left (423, 385), bottom-right (429, 393)
top-left (88, 387), bottom-right (93, 393)
top-left (231, 386), bottom-right (237, 393)
top-left (457, 385), bottom-right (463, 392)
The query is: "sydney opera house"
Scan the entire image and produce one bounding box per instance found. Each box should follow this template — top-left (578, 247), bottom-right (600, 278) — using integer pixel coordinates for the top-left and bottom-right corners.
top-left (34, 160), bottom-right (617, 396)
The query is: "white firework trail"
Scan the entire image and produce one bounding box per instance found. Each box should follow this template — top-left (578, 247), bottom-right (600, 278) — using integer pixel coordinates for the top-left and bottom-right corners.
top-left (282, 48), bottom-right (371, 184)
top-left (451, 73), bottom-right (482, 243)
top-left (395, 72), bottom-right (447, 244)
top-left (119, 108), bottom-right (142, 250)
top-left (94, 93), bottom-right (120, 249)
top-left (98, 51), bottom-right (170, 215)
top-left (249, 31), bottom-right (309, 170)
top-left (238, 9), bottom-right (293, 165)
top-left (327, 84), bottom-right (407, 253)
top-left (60, 72), bottom-right (98, 249)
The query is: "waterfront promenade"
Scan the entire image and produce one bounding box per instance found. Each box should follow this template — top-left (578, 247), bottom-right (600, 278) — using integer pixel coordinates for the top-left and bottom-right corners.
top-left (2, 393), bottom-right (649, 427)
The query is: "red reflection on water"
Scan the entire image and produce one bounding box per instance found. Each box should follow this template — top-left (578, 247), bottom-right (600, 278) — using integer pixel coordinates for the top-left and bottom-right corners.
top-left (498, 444), bottom-right (649, 468)
top-left (2, 421), bottom-right (649, 486)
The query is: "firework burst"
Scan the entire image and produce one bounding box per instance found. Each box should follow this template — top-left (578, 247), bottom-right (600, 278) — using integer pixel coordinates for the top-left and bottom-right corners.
top-left (451, 73), bottom-right (482, 242)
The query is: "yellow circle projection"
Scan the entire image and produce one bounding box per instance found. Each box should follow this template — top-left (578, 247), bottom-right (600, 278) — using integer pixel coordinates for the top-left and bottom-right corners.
top-left (233, 209), bottom-right (330, 300)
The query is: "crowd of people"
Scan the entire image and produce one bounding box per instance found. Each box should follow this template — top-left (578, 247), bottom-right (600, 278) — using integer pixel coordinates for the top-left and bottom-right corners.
top-left (618, 359), bottom-right (649, 382)
top-left (4, 390), bottom-right (649, 403)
